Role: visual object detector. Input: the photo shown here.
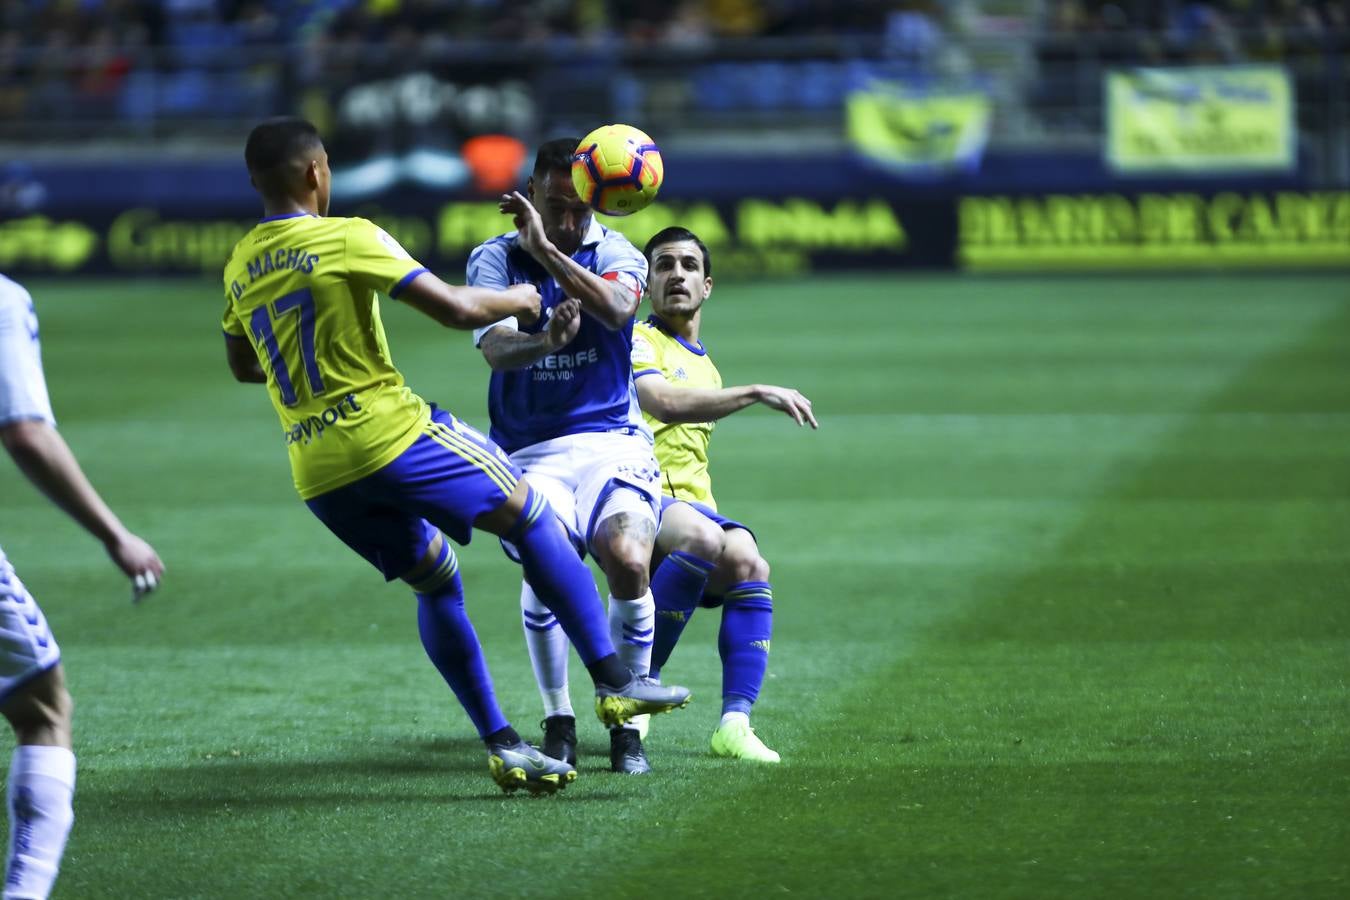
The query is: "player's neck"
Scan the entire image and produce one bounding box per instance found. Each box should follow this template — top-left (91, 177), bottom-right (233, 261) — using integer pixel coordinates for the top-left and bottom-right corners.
top-left (260, 195), bottom-right (320, 220)
top-left (664, 310), bottom-right (701, 342)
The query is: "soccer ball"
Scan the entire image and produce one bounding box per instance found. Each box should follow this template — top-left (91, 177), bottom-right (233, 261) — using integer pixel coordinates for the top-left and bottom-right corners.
top-left (571, 124), bottom-right (663, 216)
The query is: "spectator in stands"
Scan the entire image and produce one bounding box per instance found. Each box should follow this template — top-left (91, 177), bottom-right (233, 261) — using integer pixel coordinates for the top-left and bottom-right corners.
top-left (78, 26), bottom-right (133, 101)
top-left (0, 32), bottom-right (24, 122)
top-left (1170, 3), bottom-right (1242, 62)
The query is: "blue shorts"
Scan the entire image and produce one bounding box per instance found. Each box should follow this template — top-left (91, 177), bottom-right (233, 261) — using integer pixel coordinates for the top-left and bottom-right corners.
top-left (306, 406), bottom-right (520, 581)
top-left (659, 495), bottom-right (753, 539)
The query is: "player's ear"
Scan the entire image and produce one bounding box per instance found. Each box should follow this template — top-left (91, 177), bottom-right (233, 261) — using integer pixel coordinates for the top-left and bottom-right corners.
top-left (703, 276), bottom-right (713, 299)
top-left (305, 159), bottom-right (321, 189)
top-left (526, 175), bottom-right (535, 201)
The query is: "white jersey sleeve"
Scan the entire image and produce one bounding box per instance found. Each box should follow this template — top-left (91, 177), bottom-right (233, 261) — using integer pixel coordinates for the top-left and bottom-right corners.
top-left (467, 238), bottom-right (519, 347)
top-left (594, 228), bottom-right (648, 299)
top-left (0, 275), bottom-right (54, 427)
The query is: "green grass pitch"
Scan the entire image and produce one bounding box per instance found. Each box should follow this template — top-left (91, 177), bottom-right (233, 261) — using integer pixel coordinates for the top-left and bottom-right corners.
top-left (1, 273), bottom-right (1347, 898)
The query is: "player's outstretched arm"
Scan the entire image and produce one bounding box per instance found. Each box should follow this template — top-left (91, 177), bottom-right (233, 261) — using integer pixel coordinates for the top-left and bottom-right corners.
top-left (752, 384), bottom-right (819, 428)
top-left (637, 378), bottom-right (818, 429)
top-left (401, 273), bottom-right (541, 331)
top-left (0, 419), bottom-right (165, 598)
top-left (479, 297), bottom-right (582, 371)
top-left (499, 192), bottom-right (636, 330)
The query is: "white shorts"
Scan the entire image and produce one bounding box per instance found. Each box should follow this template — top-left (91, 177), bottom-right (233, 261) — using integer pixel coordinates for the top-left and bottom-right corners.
top-left (510, 431), bottom-right (662, 556)
top-left (0, 275), bottom-right (55, 427)
top-left (0, 550), bottom-right (61, 704)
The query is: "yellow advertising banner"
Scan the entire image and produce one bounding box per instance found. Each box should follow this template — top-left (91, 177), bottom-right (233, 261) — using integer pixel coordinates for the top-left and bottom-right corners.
top-left (847, 81), bottom-right (991, 171)
top-left (0, 196), bottom-right (917, 278)
top-left (1106, 66), bottom-right (1294, 172)
top-left (960, 192), bottom-right (1350, 270)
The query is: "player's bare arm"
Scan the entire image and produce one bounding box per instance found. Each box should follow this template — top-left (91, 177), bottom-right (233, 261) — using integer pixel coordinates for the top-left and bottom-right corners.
top-left (499, 191), bottom-right (636, 330)
top-left (636, 377), bottom-right (818, 429)
top-left (0, 419), bottom-right (165, 596)
top-left (480, 297), bottom-right (582, 371)
top-left (401, 276), bottom-right (541, 330)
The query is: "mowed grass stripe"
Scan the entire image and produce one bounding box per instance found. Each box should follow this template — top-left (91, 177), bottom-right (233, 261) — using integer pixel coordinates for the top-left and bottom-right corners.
top-left (558, 283), bottom-right (1350, 899)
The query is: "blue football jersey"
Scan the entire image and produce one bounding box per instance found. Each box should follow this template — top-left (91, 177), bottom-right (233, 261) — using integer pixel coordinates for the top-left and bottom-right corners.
top-left (468, 218), bottom-right (650, 454)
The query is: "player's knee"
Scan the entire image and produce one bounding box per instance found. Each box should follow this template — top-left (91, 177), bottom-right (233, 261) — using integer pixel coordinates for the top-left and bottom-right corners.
top-left (605, 552), bottom-right (651, 599)
top-left (657, 502), bottom-right (725, 562)
top-left (726, 549), bottom-right (770, 585)
top-left (596, 530), bottom-right (651, 596)
top-left (678, 520), bottom-right (725, 563)
top-left (54, 683), bottom-right (73, 724)
top-left (1, 672), bottom-right (73, 740)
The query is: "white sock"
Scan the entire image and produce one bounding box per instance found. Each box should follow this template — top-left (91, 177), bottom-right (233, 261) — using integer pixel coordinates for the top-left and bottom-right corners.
top-left (520, 583), bottom-right (573, 718)
top-left (608, 590), bottom-right (655, 679)
top-left (5, 745), bottom-right (75, 900)
top-left (719, 711), bottom-right (750, 730)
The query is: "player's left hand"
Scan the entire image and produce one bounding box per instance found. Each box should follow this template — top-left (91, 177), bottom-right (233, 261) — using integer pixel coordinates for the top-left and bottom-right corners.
top-left (500, 191), bottom-right (549, 257)
top-left (756, 385), bottom-right (818, 429)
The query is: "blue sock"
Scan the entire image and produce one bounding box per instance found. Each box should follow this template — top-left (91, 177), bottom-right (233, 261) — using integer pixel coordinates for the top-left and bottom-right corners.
top-left (649, 550), bottom-right (717, 678)
top-left (410, 543), bottom-right (508, 739)
top-left (719, 581), bottom-right (773, 716)
top-left (508, 487), bottom-right (615, 668)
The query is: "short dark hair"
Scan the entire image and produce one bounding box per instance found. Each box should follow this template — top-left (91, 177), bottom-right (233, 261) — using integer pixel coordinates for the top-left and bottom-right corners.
top-left (534, 137), bottom-right (580, 176)
top-left (644, 226), bottom-right (712, 278)
top-left (245, 117), bottom-right (323, 173)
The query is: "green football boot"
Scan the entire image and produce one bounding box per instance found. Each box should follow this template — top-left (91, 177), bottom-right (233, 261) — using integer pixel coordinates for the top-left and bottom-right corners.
top-left (710, 720), bottom-right (781, 764)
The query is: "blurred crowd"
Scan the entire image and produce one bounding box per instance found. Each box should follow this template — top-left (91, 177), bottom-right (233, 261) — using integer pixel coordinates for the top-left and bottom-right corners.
top-left (2, 1), bottom-right (1346, 78)
top-left (0, 0), bottom-right (938, 57)
top-left (1042, 1), bottom-right (1349, 64)
top-left (1, 1), bottom-right (1347, 134)
top-left (0, 0), bottom-right (955, 127)
top-left (1034, 1), bottom-right (1349, 131)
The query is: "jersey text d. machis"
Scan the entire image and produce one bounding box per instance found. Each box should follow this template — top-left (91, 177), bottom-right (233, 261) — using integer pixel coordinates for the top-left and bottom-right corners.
top-left (221, 214), bottom-right (431, 499)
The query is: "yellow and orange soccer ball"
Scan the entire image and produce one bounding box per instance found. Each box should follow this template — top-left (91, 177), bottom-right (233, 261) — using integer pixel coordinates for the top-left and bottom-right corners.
top-left (571, 124), bottom-right (663, 216)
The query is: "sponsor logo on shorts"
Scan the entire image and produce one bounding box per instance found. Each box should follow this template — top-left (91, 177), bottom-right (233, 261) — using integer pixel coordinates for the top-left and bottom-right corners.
top-left (615, 462), bottom-right (660, 484)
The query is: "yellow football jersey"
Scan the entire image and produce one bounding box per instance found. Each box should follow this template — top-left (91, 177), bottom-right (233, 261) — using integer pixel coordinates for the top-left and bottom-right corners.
top-left (222, 213), bottom-right (431, 499)
top-left (632, 316), bottom-right (723, 509)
